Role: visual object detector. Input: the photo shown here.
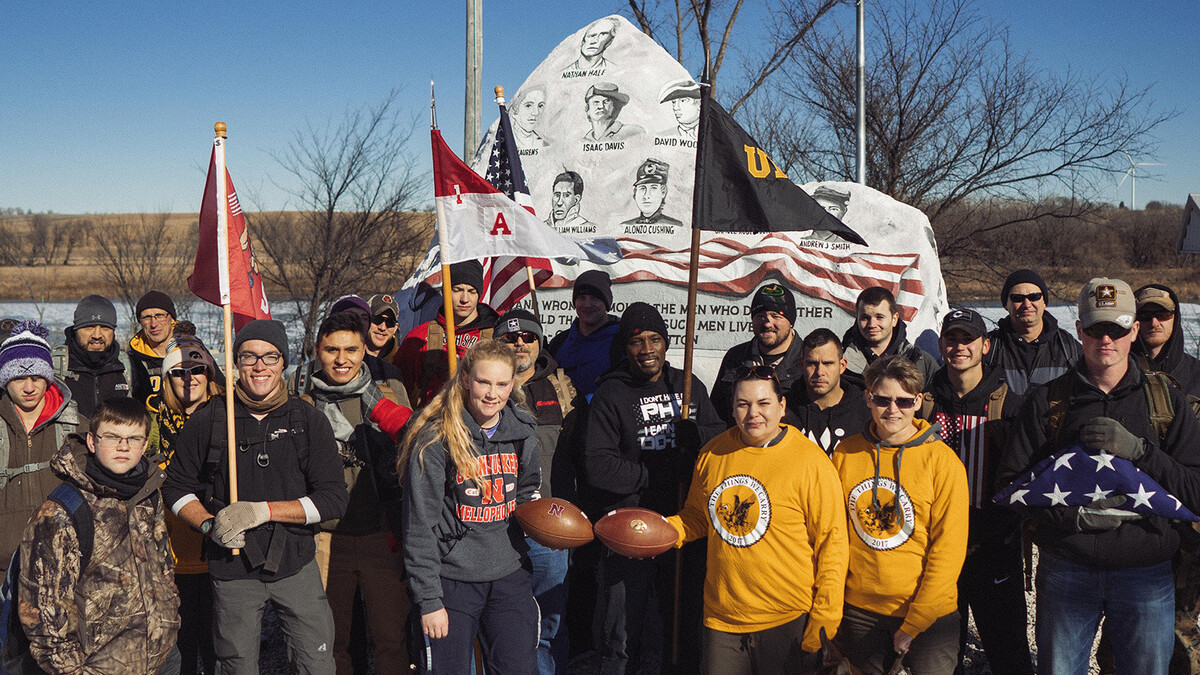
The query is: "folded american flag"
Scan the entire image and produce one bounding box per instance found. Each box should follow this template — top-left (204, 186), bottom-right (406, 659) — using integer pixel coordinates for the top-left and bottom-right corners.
top-left (993, 444), bottom-right (1199, 522)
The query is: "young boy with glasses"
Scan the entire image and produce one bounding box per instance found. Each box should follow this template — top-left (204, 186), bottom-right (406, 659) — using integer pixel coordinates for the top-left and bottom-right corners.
top-left (17, 397), bottom-right (182, 674)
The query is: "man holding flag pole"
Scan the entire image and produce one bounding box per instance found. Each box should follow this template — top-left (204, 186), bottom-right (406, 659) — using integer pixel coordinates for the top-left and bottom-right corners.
top-left (163, 122), bottom-right (348, 675)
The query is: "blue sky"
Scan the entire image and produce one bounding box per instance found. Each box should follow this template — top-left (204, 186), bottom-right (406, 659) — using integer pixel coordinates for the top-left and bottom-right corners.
top-left (2, 1), bottom-right (1194, 214)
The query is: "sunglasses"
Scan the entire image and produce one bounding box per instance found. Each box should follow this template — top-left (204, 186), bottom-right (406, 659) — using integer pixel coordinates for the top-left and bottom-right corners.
top-left (168, 365), bottom-right (207, 378)
top-left (371, 314), bottom-right (397, 328)
top-left (1136, 308), bottom-right (1173, 323)
top-left (1007, 292), bottom-right (1044, 304)
top-left (501, 331), bottom-right (539, 345)
top-left (1083, 323), bottom-right (1132, 341)
top-left (868, 395), bottom-right (919, 410)
top-left (734, 364), bottom-right (777, 381)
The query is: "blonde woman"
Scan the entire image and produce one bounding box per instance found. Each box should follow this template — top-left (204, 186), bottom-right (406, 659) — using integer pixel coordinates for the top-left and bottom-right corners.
top-left (399, 339), bottom-right (541, 674)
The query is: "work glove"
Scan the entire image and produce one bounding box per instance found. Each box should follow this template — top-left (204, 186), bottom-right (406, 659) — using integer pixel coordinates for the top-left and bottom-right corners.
top-left (213, 501), bottom-right (271, 549)
top-left (1079, 417), bottom-right (1146, 461)
top-left (1075, 495), bottom-right (1144, 532)
top-left (674, 418), bottom-right (703, 453)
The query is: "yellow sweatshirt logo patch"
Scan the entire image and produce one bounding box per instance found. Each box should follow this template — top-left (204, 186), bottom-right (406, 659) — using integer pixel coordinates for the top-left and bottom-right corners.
top-left (707, 475), bottom-right (771, 547)
top-left (848, 477), bottom-right (915, 550)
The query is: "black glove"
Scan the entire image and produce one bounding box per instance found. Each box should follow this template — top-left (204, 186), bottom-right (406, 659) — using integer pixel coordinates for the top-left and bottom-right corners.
top-left (674, 418), bottom-right (703, 453)
top-left (1075, 495), bottom-right (1144, 532)
top-left (1079, 417), bottom-right (1146, 461)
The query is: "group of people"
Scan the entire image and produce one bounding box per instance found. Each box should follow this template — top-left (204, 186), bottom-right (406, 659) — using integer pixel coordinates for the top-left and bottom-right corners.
top-left (1, 261), bottom-right (1198, 675)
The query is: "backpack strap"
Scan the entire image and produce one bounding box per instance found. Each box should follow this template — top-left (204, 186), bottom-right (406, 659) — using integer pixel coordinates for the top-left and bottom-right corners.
top-left (47, 483), bottom-right (94, 572)
top-left (51, 345), bottom-right (75, 381)
top-left (918, 392), bottom-right (935, 421)
top-left (1045, 372), bottom-right (1075, 448)
top-left (547, 369), bottom-right (577, 418)
top-left (117, 351), bottom-right (134, 393)
top-left (987, 381), bottom-right (1009, 422)
top-left (375, 381), bottom-right (401, 406)
top-left (1143, 371), bottom-right (1176, 446)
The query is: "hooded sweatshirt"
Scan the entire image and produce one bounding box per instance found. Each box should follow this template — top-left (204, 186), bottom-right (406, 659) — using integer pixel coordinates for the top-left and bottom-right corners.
top-left (19, 441), bottom-right (180, 675)
top-left (710, 332), bottom-right (805, 428)
top-left (581, 363), bottom-right (725, 516)
top-left (548, 315), bottom-right (621, 399)
top-left (788, 382), bottom-right (872, 456)
top-left (831, 418), bottom-right (969, 638)
top-left (128, 328), bottom-right (172, 408)
top-left (62, 327), bottom-right (130, 418)
top-left (401, 400), bottom-right (541, 614)
top-left (394, 305), bottom-right (500, 408)
top-left (1132, 283), bottom-right (1200, 397)
top-left (842, 320), bottom-right (939, 390)
top-left (985, 312), bottom-right (1081, 396)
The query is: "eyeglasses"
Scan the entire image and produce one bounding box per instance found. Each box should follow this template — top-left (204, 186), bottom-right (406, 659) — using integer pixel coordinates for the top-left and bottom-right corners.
top-left (1136, 308), bottom-right (1173, 323)
top-left (1007, 292), bottom-right (1043, 305)
top-left (94, 433), bottom-right (147, 448)
top-left (139, 312), bottom-right (171, 325)
top-left (371, 314), bottom-right (397, 328)
top-left (168, 365), bottom-right (207, 378)
top-left (501, 331), bottom-right (539, 345)
top-left (1083, 323), bottom-right (1132, 341)
top-left (237, 352), bottom-right (283, 366)
top-left (735, 364), bottom-right (777, 381)
top-left (868, 395), bottom-right (919, 410)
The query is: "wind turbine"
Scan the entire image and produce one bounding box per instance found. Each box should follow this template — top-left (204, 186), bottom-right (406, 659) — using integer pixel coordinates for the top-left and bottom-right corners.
top-left (1119, 149), bottom-right (1164, 210)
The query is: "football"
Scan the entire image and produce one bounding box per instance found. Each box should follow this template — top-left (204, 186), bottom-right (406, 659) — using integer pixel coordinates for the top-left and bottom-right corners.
top-left (594, 507), bottom-right (679, 559)
top-left (514, 498), bottom-right (594, 550)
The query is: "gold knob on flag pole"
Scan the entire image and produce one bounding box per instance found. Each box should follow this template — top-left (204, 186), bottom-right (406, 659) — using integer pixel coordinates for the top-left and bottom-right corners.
top-left (494, 86), bottom-right (504, 98)
top-left (214, 122), bottom-right (227, 138)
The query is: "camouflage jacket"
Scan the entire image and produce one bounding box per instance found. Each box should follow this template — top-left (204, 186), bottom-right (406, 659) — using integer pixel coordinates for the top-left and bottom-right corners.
top-left (17, 439), bottom-right (180, 675)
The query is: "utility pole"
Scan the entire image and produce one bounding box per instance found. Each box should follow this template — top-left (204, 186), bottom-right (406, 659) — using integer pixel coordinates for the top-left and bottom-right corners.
top-left (464, 0), bottom-right (482, 160)
top-left (855, 0), bottom-right (866, 184)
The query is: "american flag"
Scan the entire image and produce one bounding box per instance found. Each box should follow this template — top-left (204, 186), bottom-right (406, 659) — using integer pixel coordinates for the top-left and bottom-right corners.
top-left (479, 102), bottom-right (552, 314)
top-left (536, 233), bottom-right (925, 322)
top-left (993, 443), bottom-right (1199, 521)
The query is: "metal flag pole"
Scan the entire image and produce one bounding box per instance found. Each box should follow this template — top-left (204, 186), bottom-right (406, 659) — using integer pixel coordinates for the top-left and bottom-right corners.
top-left (856, 0), bottom-right (866, 184)
top-left (214, 121), bottom-right (240, 556)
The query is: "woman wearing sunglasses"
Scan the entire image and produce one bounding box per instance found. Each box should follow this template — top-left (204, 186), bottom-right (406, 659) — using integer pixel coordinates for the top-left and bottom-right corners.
top-left (831, 355), bottom-right (968, 675)
top-left (667, 363), bottom-right (848, 674)
top-left (148, 332), bottom-right (224, 675)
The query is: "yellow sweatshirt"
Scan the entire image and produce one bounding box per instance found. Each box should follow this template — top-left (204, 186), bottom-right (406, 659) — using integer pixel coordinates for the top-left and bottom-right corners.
top-left (831, 418), bottom-right (968, 638)
top-left (667, 425), bottom-right (848, 652)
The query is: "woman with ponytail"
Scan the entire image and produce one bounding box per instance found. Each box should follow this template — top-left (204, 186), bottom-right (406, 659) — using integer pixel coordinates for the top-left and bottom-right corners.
top-left (399, 339), bottom-right (542, 674)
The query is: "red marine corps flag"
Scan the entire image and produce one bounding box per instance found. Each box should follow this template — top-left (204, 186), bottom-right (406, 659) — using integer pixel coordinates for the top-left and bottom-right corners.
top-left (189, 125), bottom-right (271, 329)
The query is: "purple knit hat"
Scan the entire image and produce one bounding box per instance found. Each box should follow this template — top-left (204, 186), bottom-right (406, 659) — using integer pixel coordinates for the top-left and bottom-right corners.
top-left (0, 320), bottom-right (54, 388)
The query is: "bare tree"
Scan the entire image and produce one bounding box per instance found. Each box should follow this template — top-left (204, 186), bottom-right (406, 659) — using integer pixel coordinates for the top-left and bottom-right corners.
top-left (93, 213), bottom-right (189, 319)
top-left (58, 218), bottom-right (91, 265)
top-left (250, 91), bottom-right (430, 358)
top-left (625, 0), bottom-right (840, 112)
top-left (751, 0), bottom-right (1173, 262)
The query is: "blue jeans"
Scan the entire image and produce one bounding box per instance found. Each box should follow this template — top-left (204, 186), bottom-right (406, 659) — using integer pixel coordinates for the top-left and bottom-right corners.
top-left (527, 537), bottom-right (569, 674)
top-left (1036, 552), bottom-right (1174, 675)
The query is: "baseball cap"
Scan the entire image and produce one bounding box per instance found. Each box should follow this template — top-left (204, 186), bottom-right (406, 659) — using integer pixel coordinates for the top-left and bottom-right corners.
top-left (367, 293), bottom-right (399, 319)
top-left (1078, 278), bottom-right (1135, 330)
top-left (1134, 286), bottom-right (1175, 313)
top-left (940, 308), bottom-right (987, 339)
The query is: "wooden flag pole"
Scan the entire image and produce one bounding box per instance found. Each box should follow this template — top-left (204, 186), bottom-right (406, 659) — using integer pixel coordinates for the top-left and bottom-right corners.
top-left (442, 265), bottom-right (458, 377)
top-left (214, 121), bottom-right (240, 556)
top-left (493, 85), bottom-right (543, 323)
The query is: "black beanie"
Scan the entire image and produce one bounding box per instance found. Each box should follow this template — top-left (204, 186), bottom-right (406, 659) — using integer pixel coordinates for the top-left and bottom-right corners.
top-left (573, 270), bottom-right (614, 310)
top-left (495, 308), bottom-right (544, 341)
top-left (614, 302), bottom-right (669, 363)
top-left (749, 283), bottom-right (797, 325)
top-left (1000, 269), bottom-right (1049, 305)
top-left (446, 260), bottom-right (485, 296)
top-left (135, 290), bottom-right (176, 319)
top-left (233, 319), bottom-right (289, 363)
top-left (74, 294), bottom-right (118, 330)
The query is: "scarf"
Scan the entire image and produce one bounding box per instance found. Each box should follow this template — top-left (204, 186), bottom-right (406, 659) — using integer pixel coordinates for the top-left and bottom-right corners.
top-left (85, 453), bottom-right (150, 500)
top-left (234, 378), bottom-right (288, 413)
top-left (308, 368), bottom-right (381, 466)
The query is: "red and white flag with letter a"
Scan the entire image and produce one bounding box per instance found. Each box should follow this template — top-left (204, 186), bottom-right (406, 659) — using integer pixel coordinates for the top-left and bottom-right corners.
top-left (188, 137), bottom-right (271, 329)
top-left (431, 129), bottom-right (616, 264)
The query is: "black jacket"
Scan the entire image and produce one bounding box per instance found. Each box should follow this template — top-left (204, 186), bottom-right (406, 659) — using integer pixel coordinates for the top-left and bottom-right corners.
top-left (581, 363), bottom-right (724, 516)
top-left (923, 366), bottom-right (1023, 549)
top-left (62, 327), bottom-right (129, 418)
top-left (985, 312), bottom-right (1082, 397)
top-left (1133, 284), bottom-right (1200, 397)
top-left (518, 351), bottom-right (582, 501)
top-left (998, 360), bottom-right (1200, 568)
top-left (162, 395), bottom-right (348, 581)
top-left (841, 320), bottom-right (938, 390)
top-left (710, 332), bottom-right (804, 428)
top-left (787, 382), bottom-right (872, 456)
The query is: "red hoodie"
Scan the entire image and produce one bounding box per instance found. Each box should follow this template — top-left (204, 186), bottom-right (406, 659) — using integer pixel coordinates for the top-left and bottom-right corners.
top-left (393, 305), bottom-right (499, 408)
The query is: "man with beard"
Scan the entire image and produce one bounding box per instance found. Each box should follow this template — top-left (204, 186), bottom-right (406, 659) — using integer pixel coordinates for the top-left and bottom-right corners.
top-left (53, 294), bottom-right (131, 417)
top-left (495, 308), bottom-right (581, 675)
top-left (788, 328), bottom-right (871, 455)
top-left (843, 286), bottom-right (938, 389)
top-left (582, 302), bottom-right (724, 674)
top-left (984, 269), bottom-right (1081, 396)
top-left (1132, 284), bottom-right (1200, 396)
top-left (545, 171), bottom-right (595, 234)
top-left (922, 309), bottom-right (1032, 675)
top-left (711, 284), bottom-right (805, 427)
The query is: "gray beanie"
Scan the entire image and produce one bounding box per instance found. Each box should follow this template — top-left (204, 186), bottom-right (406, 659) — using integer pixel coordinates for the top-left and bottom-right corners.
top-left (233, 319), bottom-right (289, 363)
top-left (74, 295), bottom-right (117, 330)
